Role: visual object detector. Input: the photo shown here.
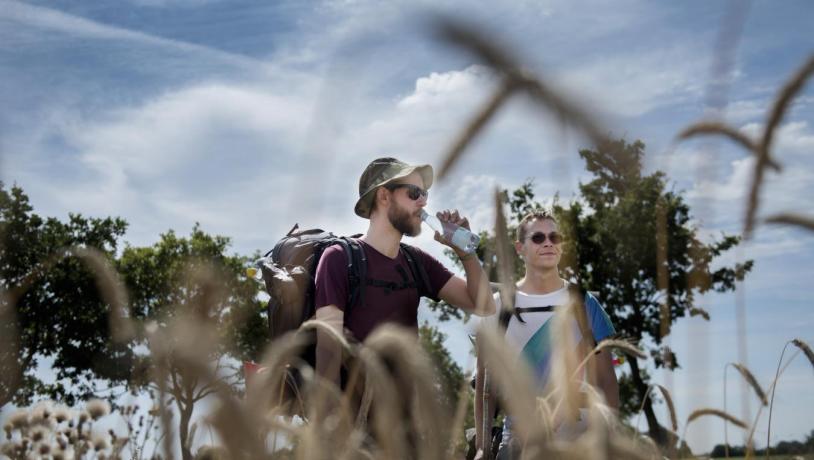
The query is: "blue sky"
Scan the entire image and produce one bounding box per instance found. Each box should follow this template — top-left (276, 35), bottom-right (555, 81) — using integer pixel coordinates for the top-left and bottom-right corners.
top-left (1, 0), bottom-right (813, 454)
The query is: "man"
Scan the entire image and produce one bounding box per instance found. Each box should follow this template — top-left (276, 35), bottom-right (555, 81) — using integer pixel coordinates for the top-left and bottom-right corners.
top-left (475, 211), bottom-right (619, 459)
top-left (314, 157), bottom-right (496, 385)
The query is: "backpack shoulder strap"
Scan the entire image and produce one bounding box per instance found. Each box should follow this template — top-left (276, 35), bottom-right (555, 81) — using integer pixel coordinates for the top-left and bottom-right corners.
top-left (339, 237), bottom-right (366, 314)
top-left (399, 243), bottom-right (432, 298)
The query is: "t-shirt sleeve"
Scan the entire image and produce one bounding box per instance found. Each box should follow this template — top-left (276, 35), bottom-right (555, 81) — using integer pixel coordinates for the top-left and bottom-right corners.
top-left (314, 244), bottom-right (350, 312)
top-left (413, 246), bottom-right (454, 301)
top-left (586, 293), bottom-right (616, 342)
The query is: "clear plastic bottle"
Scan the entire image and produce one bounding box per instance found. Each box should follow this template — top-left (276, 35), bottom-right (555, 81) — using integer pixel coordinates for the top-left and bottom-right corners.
top-left (420, 209), bottom-right (480, 254)
top-left (245, 258), bottom-right (266, 282)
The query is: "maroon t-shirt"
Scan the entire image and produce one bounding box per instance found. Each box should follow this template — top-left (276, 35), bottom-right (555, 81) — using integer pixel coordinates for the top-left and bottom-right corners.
top-left (314, 239), bottom-right (454, 342)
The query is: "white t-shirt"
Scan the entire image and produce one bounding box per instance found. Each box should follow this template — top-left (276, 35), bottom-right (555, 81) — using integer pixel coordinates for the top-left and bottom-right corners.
top-left (483, 283), bottom-right (615, 385)
top-left (480, 283), bottom-right (616, 445)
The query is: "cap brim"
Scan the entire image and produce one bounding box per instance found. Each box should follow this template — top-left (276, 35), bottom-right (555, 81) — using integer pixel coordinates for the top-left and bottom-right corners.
top-left (354, 164), bottom-right (433, 218)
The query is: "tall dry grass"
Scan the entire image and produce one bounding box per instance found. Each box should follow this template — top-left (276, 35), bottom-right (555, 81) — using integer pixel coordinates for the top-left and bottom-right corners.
top-left (1, 14), bottom-right (813, 460)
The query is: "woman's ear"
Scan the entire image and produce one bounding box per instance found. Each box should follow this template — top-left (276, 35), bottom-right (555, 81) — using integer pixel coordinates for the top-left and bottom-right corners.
top-left (514, 240), bottom-right (524, 257)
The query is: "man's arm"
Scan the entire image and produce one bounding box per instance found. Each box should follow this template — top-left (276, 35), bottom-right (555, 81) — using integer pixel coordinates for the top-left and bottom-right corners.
top-left (315, 305), bottom-right (344, 386)
top-left (437, 256), bottom-right (495, 316)
top-left (591, 349), bottom-right (619, 410)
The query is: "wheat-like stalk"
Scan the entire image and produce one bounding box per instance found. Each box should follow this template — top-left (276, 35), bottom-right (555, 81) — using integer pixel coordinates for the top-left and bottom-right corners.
top-left (730, 363), bottom-right (768, 406)
top-left (746, 53), bottom-right (814, 238)
top-left (765, 213), bottom-right (814, 231)
top-left (676, 52), bottom-right (814, 239)
top-left (676, 122), bottom-right (779, 169)
top-left (572, 339), bottom-right (645, 380)
top-left (686, 408), bottom-right (748, 429)
top-left (476, 323), bottom-right (548, 447)
top-left (364, 325), bottom-right (449, 460)
top-left (654, 384), bottom-right (678, 433)
top-left (432, 17), bottom-right (609, 181)
top-left (791, 338), bottom-right (814, 367)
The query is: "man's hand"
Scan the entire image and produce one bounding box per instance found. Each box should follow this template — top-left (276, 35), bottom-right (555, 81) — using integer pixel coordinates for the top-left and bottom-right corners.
top-left (433, 209), bottom-right (471, 257)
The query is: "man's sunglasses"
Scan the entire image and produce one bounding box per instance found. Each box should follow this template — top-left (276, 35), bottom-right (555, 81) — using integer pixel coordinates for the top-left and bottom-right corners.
top-left (527, 231), bottom-right (563, 245)
top-left (384, 183), bottom-right (428, 201)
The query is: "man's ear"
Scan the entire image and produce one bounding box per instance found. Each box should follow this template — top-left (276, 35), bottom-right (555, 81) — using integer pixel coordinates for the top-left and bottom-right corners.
top-left (375, 187), bottom-right (390, 209)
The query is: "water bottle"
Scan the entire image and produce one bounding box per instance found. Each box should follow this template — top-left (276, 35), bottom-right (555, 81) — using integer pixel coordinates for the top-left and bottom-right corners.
top-left (420, 209), bottom-right (480, 254)
top-left (245, 258), bottom-right (266, 282)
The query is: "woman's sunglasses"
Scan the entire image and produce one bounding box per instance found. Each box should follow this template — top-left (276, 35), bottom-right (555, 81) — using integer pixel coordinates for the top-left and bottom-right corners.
top-left (528, 231), bottom-right (563, 245)
top-left (384, 183), bottom-right (428, 201)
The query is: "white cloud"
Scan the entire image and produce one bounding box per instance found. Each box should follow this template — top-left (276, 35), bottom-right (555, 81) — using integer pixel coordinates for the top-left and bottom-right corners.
top-left (556, 44), bottom-right (708, 118)
top-left (0, 0), bottom-right (269, 70)
top-left (739, 121), bottom-right (814, 157)
top-left (726, 99), bottom-right (766, 123)
top-left (397, 65), bottom-right (496, 109)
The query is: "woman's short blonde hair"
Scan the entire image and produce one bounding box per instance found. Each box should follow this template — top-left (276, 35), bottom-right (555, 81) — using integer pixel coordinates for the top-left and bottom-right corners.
top-left (516, 210), bottom-right (557, 242)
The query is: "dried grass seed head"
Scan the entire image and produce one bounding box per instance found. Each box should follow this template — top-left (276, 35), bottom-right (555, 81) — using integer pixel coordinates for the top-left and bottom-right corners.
top-left (85, 399), bottom-right (110, 420)
top-left (731, 363), bottom-right (768, 406)
top-left (30, 426), bottom-right (48, 442)
top-left (792, 338), bottom-right (814, 368)
top-left (92, 435), bottom-right (109, 451)
top-left (9, 409), bottom-right (29, 429)
top-left (30, 401), bottom-right (53, 425)
top-left (53, 407), bottom-right (72, 424)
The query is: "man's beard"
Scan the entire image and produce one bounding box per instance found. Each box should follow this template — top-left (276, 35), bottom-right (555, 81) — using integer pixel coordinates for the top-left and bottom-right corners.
top-left (388, 203), bottom-right (421, 237)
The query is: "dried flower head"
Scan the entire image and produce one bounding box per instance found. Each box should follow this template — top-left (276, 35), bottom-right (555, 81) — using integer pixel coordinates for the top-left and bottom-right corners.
top-left (9, 409), bottom-right (30, 429)
top-left (30, 426), bottom-right (48, 442)
top-left (53, 407), bottom-right (72, 424)
top-left (0, 443), bottom-right (15, 456)
top-left (86, 399), bottom-right (111, 420)
top-left (30, 401), bottom-right (54, 426)
top-left (78, 412), bottom-right (90, 424)
top-left (3, 423), bottom-right (11, 439)
top-left (39, 443), bottom-right (51, 455)
top-left (93, 435), bottom-right (109, 452)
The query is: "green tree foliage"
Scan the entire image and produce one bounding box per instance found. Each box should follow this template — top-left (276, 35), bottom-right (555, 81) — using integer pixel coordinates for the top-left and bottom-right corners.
top-left (419, 322), bottom-right (473, 455)
top-left (709, 430), bottom-right (814, 457)
top-left (560, 139), bottom-right (751, 444)
top-left (117, 225), bottom-right (268, 363)
top-left (1, 182), bottom-right (129, 407)
top-left (1, 183), bottom-right (267, 459)
top-left (117, 226), bottom-right (267, 459)
top-left (419, 322), bottom-right (466, 410)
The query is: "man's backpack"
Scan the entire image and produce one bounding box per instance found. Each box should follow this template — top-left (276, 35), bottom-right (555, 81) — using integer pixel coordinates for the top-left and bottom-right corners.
top-left (253, 224), bottom-right (433, 416)
top-left (257, 224), bottom-right (433, 340)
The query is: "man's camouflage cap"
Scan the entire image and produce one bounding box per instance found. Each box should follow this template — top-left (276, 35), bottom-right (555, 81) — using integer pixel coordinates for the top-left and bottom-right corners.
top-left (354, 157), bottom-right (433, 219)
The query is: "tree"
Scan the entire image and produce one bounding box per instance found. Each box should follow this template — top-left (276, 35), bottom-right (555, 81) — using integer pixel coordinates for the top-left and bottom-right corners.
top-left (0, 182), bottom-right (130, 407)
top-left (1, 183), bottom-right (268, 459)
top-left (117, 225), bottom-right (267, 460)
top-left (432, 138), bottom-right (752, 447)
top-left (560, 138), bottom-right (751, 445)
